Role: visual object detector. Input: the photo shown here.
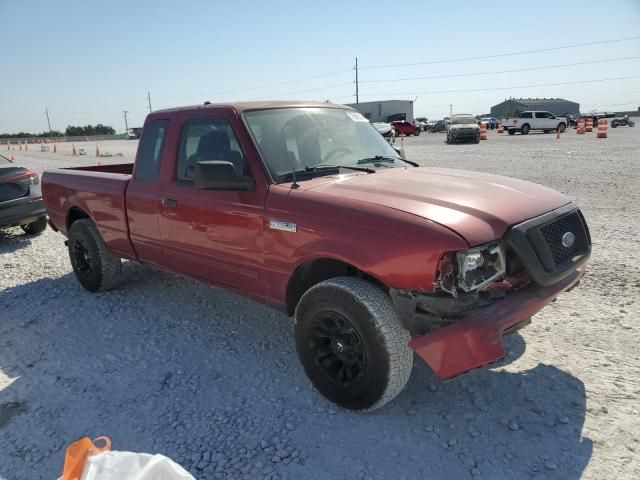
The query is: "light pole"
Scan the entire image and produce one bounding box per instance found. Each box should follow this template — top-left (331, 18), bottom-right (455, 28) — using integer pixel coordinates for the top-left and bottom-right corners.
top-left (123, 110), bottom-right (129, 134)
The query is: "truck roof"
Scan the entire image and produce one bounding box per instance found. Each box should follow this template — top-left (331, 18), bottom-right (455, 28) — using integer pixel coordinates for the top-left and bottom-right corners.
top-left (153, 100), bottom-right (352, 115)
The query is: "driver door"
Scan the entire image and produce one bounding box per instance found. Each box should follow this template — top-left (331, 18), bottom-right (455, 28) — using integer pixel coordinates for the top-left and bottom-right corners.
top-left (158, 112), bottom-right (266, 294)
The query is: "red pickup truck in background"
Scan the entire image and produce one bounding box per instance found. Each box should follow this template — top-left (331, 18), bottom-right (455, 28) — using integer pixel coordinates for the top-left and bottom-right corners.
top-left (42, 101), bottom-right (591, 411)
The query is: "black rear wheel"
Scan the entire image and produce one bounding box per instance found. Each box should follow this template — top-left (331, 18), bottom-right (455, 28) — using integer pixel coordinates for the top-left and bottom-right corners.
top-left (68, 219), bottom-right (122, 292)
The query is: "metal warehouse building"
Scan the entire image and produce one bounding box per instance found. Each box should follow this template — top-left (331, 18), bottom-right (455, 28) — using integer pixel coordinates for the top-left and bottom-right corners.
top-left (490, 98), bottom-right (580, 118)
top-left (345, 100), bottom-right (415, 123)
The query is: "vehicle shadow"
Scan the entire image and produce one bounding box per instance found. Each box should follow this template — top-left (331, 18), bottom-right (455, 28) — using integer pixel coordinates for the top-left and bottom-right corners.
top-left (0, 228), bottom-right (32, 254)
top-left (0, 268), bottom-right (592, 480)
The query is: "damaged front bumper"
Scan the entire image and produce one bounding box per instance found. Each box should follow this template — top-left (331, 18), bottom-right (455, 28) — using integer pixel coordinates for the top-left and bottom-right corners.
top-left (405, 265), bottom-right (585, 381)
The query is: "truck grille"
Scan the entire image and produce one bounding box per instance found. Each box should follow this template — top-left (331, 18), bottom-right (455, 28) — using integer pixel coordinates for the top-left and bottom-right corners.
top-left (505, 206), bottom-right (591, 286)
top-left (540, 211), bottom-right (589, 266)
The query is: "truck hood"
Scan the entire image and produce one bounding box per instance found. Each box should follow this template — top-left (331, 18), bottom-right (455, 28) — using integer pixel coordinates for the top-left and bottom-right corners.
top-left (306, 167), bottom-right (570, 245)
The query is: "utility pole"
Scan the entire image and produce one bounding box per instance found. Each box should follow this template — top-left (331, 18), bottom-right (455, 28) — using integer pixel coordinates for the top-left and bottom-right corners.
top-left (354, 57), bottom-right (359, 104)
top-left (449, 104), bottom-right (453, 119)
top-left (147, 91), bottom-right (152, 113)
top-left (45, 108), bottom-right (52, 133)
top-left (123, 110), bottom-right (129, 134)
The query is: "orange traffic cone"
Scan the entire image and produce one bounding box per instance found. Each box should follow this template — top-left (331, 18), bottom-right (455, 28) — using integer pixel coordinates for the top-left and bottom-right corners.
top-left (72, 144), bottom-right (77, 156)
top-left (585, 118), bottom-right (593, 132)
top-left (576, 118), bottom-right (585, 134)
top-left (11, 155), bottom-right (14, 161)
top-left (497, 123), bottom-right (503, 133)
top-left (96, 144), bottom-right (100, 157)
top-left (597, 119), bottom-right (608, 138)
top-left (556, 127), bottom-right (561, 140)
top-left (480, 122), bottom-right (488, 140)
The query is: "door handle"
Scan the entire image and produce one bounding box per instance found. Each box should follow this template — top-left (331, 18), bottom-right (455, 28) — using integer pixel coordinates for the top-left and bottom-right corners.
top-left (161, 198), bottom-right (177, 209)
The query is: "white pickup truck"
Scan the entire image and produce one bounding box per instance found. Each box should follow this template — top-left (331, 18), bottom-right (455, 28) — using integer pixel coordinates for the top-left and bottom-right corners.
top-left (501, 111), bottom-right (567, 135)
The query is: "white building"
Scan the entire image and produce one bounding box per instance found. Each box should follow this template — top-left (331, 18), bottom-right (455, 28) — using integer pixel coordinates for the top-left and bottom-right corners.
top-left (345, 100), bottom-right (415, 123)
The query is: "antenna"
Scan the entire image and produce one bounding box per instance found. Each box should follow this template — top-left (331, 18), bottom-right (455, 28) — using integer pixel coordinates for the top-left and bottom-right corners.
top-left (291, 167), bottom-right (299, 189)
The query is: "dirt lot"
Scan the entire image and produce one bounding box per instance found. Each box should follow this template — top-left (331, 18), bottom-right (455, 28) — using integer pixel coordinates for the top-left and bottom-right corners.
top-left (1, 127), bottom-right (639, 480)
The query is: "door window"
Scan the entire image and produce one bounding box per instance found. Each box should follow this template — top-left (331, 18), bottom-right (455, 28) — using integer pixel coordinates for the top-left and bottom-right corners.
top-left (176, 117), bottom-right (248, 182)
top-left (535, 112), bottom-right (549, 119)
top-left (135, 119), bottom-right (169, 182)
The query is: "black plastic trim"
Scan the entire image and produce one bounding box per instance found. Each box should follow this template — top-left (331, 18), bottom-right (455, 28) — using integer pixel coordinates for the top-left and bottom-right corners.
top-left (505, 204), bottom-right (591, 286)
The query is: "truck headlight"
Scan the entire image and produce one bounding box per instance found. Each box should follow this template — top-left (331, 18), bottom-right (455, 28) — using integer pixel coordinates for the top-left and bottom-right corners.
top-left (456, 243), bottom-right (506, 292)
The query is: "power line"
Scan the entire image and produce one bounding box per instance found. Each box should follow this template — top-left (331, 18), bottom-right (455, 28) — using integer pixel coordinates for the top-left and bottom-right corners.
top-left (360, 35), bottom-right (640, 69)
top-left (360, 56), bottom-right (640, 83)
top-left (352, 74), bottom-right (640, 96)
top-left (153, 68), bottom-right (352, 102)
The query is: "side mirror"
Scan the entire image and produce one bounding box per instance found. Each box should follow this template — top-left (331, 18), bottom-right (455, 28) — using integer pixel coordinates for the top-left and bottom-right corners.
top-left (193, 161), bottom-right (253, 191)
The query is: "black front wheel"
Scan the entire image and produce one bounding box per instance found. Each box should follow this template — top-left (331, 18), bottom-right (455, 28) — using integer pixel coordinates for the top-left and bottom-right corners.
top-left (295, 277), bottom-right (412, 411)
top-left (520, 124), bottom-right (530, 135)
top-left (68, 219), bottom-right (122, 292)
top-left (21, 216), bottom-right (47, 236)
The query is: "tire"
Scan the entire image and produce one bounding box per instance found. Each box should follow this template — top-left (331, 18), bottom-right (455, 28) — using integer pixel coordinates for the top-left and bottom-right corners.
top-left (21, 216), bottom-right (47, 236)
top-left (68, 219), bottom-right (122, 292)
top-left (474, 135), bottom-right (480, 144)
top-left (508, 129), bottom-right (516, 135)
top-left (611, 123), bottom-right (617, 128)
top-left (446, 134), bottom-right (451, 144)
top-left (629, 121), bottom-right (635, 127)
top-left (294, 277), bottom-right (413, 411)
top-left (520, 124), bottom-right (530, 135)
top-left (557, 122), bottom-right (566, 133)
top-left (414, 130), bottom-right (420, 136)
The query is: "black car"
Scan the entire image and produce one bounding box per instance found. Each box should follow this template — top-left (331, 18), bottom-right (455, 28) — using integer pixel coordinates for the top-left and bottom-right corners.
top-left (0, 154), bottom-right (47, 235)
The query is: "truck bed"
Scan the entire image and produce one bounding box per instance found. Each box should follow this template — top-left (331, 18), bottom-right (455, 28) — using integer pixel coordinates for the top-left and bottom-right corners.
top-left (42, 164), bottom-right (136, 259)
top-left (62, 163), bottom-right (134, 174)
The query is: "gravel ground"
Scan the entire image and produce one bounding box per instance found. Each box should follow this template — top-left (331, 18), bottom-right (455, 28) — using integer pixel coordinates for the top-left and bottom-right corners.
top-left (1, 127), bottom-right (639, 480)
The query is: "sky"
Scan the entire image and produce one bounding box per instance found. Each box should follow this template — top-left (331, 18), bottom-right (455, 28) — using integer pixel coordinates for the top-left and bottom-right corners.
top-left (1, 0), bottom-right (639, 133)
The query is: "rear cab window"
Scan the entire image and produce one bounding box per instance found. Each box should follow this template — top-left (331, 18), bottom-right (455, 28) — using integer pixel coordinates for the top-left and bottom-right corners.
top-left (135, 119), bottom-right (169, 182)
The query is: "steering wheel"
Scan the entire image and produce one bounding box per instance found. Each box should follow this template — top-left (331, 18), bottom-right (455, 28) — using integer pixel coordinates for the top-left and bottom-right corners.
top-left (323, 146), bottom-right (353, 162)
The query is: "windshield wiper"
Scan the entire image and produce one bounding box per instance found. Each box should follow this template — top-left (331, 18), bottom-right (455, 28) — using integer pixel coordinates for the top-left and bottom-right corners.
top-left (278, 164), bottom-right (374, 183)
top-left (308, 164), bottom-right (375, 173)
top-left (357, 155), bottom-right (419, 167)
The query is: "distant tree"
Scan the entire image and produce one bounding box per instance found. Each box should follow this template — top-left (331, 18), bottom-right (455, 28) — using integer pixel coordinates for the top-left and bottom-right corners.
top-left (65, 124), bottom-right (115, 136)
top-left (416, 117), bottom-right (428, 122)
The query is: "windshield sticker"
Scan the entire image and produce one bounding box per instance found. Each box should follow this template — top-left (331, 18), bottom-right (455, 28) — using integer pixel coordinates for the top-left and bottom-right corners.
top-left (346, 111), bottom-right (369, 122)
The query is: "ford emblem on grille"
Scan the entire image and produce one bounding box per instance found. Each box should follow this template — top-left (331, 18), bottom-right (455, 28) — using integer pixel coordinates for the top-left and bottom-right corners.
top-left (561, 232), bottom-right (576, 248)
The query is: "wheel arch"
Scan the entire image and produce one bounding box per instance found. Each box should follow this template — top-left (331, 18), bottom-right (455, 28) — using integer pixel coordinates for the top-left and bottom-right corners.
top-left (285, 257), bottom-right (386, 316)
top-left (67, 206), bottom-right (91, 230)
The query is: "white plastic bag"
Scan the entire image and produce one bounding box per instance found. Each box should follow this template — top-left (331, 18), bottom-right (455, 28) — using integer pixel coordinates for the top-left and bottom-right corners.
top-left (80, 451), bottom-right (195, 480)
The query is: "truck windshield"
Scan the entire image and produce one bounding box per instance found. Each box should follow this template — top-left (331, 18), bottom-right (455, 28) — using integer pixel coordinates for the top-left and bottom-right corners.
top-left (243, 107), bottom-right (403, 181)
top-left (451, 116), bottom-right (477, 124)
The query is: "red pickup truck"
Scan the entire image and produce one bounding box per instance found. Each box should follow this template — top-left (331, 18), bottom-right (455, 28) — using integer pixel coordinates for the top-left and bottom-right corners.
top-left (42, 101), bottom-right (591, 411)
